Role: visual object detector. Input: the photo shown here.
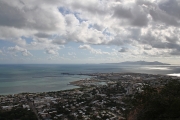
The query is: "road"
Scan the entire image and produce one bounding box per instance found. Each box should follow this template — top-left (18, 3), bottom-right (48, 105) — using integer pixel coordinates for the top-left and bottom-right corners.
top-left (28, 101), bottom-right (41, 120)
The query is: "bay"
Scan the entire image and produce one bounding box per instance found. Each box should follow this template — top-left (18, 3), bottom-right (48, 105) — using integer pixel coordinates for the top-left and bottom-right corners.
top-left (0, 64), bottom-right (180, 95)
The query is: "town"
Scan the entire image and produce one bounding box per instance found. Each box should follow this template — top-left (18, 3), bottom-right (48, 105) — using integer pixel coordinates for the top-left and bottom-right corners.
top-left (0, 73), bottom-right (179, 120)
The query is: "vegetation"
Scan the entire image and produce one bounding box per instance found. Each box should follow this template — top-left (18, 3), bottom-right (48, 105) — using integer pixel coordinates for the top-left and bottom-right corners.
top-left (127, 80), bottom-right (180, 120)
top-left (0, 107), bottom-right (37, 120)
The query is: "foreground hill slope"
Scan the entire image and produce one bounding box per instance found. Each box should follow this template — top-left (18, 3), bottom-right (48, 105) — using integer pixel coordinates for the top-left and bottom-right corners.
top-left (127, 80), bottom-right (180, 120)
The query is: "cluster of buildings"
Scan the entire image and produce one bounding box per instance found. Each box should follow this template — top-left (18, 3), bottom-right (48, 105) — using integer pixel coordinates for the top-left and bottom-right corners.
top-left (0, 93), bottom-right (30, 110)
top-left (0, 73), bottom-right (179, 120)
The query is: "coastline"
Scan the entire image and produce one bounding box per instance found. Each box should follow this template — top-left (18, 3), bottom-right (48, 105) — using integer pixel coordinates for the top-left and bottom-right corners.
top-left (1, 64), bottom-right (180, 95)
top-left (1, 72), bottom-right (179, 96)
top-left (1, 72), bottom-right (180, 119)
top-left (0, 73), bottom-right (97, 95)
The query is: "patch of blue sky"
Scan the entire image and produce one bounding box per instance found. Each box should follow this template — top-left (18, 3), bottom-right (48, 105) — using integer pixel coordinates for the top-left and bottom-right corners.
top-left (103, 28), bottom-right (111, 36)
top-left (88, 24), bottom-right (93, 29)
top-left (52, 34), bottom-right (59, 38)
top-left (59, 7), bottom-right (87, 23)
top-left (21, 36), bottom-right (33, 44)
top-left (58, 7), bottom-right (72, 15)
top-left (66, 42), bottom-right (115, 53)
top-left (61, 42), bottom-right (81, 52)
top-left (16, 52), bottom-right (22, 56)
top-left (29, 50), bottom-right (45, 57)
top-left (91, 44), bottom-right (114, 51)
top-left (0, 40), bottom-right (15, 48)
top-left (62, 42), bottom-right (90, 58)
top-left (74, 13), bottom-right (87, 23)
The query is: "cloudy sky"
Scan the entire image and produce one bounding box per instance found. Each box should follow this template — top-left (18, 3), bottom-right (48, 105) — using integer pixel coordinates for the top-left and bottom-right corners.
top-left (0, 0), bottom-right (180, 64)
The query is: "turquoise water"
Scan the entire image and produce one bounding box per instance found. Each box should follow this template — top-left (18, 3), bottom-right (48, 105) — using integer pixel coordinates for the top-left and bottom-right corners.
top-left (0, 64), bottom-right (180, 95)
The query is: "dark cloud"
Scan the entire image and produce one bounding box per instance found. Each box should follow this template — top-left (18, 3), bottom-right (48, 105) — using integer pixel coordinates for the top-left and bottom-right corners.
top-left (149, 9), bottom-right (179, 26)
top-left (52, 38), bottom-right (67, 45)
top-left (140, 31), bottom-right (180, 51)
top-left (35, 33), bottom-right (51, 38)
top-left (130, 5), bottom-right (149, 27)
top-left (113, 7), bottom-right (133, 19)
top-left (170, 50), bottom-right (180, 55)
top-left (0, 1), bottom-right (65, 31)
top-left (144, 46), bottom-right (152, 50)
top-left (166, 36), bottom-right (179, 43)
top-left (159, 0), bottom-right (180, 19)
top-left (107, 35), bottom-right (131, 46)
top-left (113, 5), bottom-right (149, 27)
top-left (119, 47), bottom-right (128, 52)
top-left (0, 1), bottom-right (27, 28)
top-left (131, 13), bottom-right (148, 27)
top-left (137, 0), bottom-right (179, 26)
top-left (136, 0), bottom-right (155, 7)
top-left (71, 2), bottom-right (106, 15)
top-left (92, 24), bottom-right (103, 31)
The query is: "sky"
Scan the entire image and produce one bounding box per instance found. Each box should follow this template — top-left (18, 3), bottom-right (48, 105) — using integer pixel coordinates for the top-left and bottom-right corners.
top-left (0, 0), bottom-right (180, 64)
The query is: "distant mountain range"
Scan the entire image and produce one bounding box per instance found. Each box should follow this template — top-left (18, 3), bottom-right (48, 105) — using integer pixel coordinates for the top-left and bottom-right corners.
top-left (106, 61), bottom-right (170, 65)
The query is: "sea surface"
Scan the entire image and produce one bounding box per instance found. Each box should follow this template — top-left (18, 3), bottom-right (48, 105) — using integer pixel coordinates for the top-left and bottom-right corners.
top-left (0, 64), bottom-right (180, 95)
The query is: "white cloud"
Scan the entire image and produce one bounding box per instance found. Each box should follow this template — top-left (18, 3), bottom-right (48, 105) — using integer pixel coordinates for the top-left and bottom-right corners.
top-left (79, 44), bottom-right (112, 55)
top-left (8, 45), bottom-right (33, 56)
top-left (45, 49), bottom-right (58, 55)
top-left (0, 0), bottom-right (180, 63)
top-left (45, 46), bottom-right (61, 55)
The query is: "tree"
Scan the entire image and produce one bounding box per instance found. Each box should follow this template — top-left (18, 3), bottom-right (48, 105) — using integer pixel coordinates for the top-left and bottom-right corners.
top-left (0, 107), bottom-right (37, 120)
top-left (128, 80), bottom-right (180, 120)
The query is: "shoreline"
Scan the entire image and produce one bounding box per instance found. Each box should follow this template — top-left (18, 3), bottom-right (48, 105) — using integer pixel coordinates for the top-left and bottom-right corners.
top-left (0, 72), bottom-right (179, 96)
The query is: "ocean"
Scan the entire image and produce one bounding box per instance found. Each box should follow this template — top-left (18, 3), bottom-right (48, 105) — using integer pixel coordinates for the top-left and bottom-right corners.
top-left (0, 64), bottom-right (180, 95)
